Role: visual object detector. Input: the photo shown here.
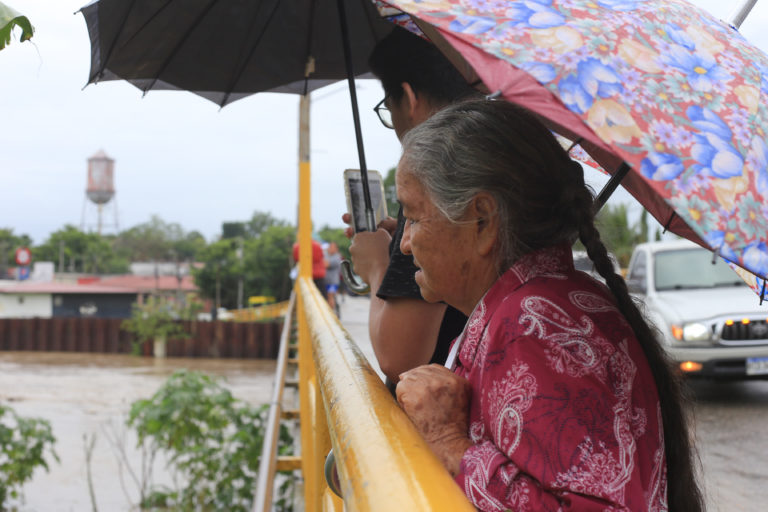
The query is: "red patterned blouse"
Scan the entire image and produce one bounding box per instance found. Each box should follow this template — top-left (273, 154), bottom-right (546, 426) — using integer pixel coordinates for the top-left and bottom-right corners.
top-left (452, 244), bottom-right (667, 511)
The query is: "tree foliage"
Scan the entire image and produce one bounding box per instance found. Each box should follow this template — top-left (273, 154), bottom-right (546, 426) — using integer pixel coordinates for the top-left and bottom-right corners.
top-left (245, 225), bottom-right (296, 301)
top-left (120, 295), bottom-right (202, 353)
top-left (594, 204), bottom-right (647, 267)
top-left (112, 215), bottom-right (193, 262)
top-left (317, 225), bottom-right (350, 261)
top-left (246, 211), bottom-right (288, 239)
top-left (0, 228), bottom-right (32, 276)
top-left (193, 239), bottom-right (242, 309)
top-left (383, 166), bottom-right (399, 218)
top-left (127, 370), bottom-right (294, 511)
top-left (34, 225), bottom-right (129, 274)
top-left (0, 404), bottom-right (57, 508)
top-left (194, 215), bottom-right (295, 307)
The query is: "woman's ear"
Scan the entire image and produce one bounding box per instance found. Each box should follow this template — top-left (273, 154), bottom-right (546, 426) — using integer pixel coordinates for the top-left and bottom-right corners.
top-left (470, 193), bottom-right (498, 257)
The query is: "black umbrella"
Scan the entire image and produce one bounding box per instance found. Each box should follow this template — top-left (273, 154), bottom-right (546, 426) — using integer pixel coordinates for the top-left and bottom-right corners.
top-left (79, 0), bottom-right (394, 291)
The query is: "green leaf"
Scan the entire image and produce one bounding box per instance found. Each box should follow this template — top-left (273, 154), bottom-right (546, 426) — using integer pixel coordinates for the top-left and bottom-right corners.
top-left (0, 2), bottom-right (34, 51)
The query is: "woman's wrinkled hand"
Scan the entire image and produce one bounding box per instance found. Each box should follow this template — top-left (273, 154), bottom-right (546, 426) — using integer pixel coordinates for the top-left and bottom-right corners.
top-left (348, 228), bottom-right (391, 286)
top-left (396, 364), bottom-right (473, 476)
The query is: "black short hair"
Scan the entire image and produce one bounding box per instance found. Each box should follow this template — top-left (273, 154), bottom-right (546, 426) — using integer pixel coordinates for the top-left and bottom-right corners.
top-left (368, 26), bottom-right (478, 106)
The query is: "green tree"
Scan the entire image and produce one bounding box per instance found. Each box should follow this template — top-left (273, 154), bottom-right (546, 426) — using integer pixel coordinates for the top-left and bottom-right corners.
top-left (193, 239), bottom-right (242, 309)
top-left (317, 225), bottom-right (350, 261)
top-left (383, 166), bottom-right (399, 218)
top-left (113, 215), bottom-right (186, 261)
top-left (0, 228), bottom-right (32, 277)
top-left (34, 225), bottom-right (128, 274)
top-left (594, 203), bottom-right (646, 267)
top-left (171, 230), bottom-right (208, 261)
top-left (121, 295), bottom-right (202, 355)
top-left (245, 225), bottom-right (296, 301)
top-left (0, 404), bottom-right (57, 508)
top-left (246, 211), bottom-right (288, 239)
top-left (127, 370), bottom-right (294, 511)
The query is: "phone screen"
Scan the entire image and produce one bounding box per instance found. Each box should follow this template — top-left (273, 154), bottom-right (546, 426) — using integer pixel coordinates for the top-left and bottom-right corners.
top-left (344, 169), bottom-right (386, 233)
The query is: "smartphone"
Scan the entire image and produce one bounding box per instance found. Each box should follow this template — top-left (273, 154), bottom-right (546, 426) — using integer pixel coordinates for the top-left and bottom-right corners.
top-left (344, 169), bottom-right (388, 233)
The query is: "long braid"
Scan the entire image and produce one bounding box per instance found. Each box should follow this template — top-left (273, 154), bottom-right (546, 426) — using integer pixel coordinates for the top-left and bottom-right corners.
top-left (571, 180), bottom-right (704, 512)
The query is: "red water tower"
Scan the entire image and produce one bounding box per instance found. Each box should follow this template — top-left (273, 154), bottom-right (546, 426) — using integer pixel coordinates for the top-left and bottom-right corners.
top-left (81, 150), bottom-right (119, 235)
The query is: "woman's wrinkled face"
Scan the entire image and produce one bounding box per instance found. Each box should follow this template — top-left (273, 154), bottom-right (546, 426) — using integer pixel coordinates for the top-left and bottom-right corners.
top-left (396, 164), bottom-right (475, 306)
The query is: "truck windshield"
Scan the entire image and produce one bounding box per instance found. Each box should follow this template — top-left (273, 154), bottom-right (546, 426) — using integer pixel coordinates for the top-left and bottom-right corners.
top-left (654, 248), bottom-right (745, 290)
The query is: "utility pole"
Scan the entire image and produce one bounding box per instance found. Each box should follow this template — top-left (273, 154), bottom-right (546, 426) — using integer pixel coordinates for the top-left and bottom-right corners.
top-left (236, 237), bottom-right (244, 310)
top-left (215, 261), bottom-right (221, 319)
top-left (0, 241), bottom-right (6, 279)
top-left (58, 240), bottom-right (65, 274)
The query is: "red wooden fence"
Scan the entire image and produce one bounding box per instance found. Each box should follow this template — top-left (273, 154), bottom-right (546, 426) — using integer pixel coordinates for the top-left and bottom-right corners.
top-left (0, 318), bottom-right (282, 359)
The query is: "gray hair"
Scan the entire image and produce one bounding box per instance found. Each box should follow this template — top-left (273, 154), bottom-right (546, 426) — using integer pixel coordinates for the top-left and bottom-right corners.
top-left (399, 99), bottom-right (587, 269)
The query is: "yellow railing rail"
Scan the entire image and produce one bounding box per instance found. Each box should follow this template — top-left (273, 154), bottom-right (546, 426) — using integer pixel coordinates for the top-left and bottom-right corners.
top-left (230, 301), bottom-right (291, 322)
top-left (295, 276), bottom-right (475, 512)
top-left (253, 292), bottom-right (296, 512)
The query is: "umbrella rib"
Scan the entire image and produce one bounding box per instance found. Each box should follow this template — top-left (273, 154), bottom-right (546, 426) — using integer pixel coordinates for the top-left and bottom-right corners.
top-left (119, 0), bottom-right (175, 49)
top-left (220, 0), bottom-right (283, 107)
top-left (594, 161), bottom-right (631, 212)
top-left (89, 0), bottom-right (140, 83)
top-left (145, 0), bottom-right (222, 94)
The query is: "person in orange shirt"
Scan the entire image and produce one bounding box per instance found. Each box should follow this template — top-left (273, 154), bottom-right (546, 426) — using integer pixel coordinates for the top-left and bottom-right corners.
top-left (292, 238), bottom-right (327, 297)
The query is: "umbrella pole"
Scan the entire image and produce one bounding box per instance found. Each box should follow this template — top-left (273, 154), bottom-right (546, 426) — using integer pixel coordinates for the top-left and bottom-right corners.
top-left (728, 0), bottom-right (758, 29)
top-left (594, 161), bottom-right (631, 212)
top-left (336, 0), bottom-right (375, 232)
top-left (336, 0), bottom-right (372, 295)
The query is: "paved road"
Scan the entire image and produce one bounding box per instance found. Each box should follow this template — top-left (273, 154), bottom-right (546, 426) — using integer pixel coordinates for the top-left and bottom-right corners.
top-left (689, 378), bottom-right (768, 511)
top-left (339, 295), bottom-right (768, 511)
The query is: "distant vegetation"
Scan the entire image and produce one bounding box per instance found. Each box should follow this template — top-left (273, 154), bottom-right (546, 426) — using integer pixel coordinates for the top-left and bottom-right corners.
top-left (0, 211), bottom-right (352, 309)
top-left (2, 204), bottom-right (647, 304)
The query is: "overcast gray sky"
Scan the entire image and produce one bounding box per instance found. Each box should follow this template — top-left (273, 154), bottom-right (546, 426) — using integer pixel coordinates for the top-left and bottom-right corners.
top-left (2, 0), bottom-right (767, 245)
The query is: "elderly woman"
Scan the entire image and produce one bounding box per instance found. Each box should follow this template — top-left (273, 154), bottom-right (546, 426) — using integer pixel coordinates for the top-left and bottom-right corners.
top-left (395, 100), bottom-right (702, 511)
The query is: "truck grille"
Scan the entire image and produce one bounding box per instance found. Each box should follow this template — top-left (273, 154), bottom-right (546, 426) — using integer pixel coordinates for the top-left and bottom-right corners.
top-left (721, 320), bottom-right (768, 341)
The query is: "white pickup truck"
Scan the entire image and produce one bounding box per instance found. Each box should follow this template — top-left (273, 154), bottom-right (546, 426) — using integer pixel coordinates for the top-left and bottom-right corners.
top-left (625, 240), bottom-right (768, 378)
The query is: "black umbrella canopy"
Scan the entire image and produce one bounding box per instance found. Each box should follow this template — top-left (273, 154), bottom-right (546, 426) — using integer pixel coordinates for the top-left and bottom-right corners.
top-left (80, 0), bottom-right (394, 107)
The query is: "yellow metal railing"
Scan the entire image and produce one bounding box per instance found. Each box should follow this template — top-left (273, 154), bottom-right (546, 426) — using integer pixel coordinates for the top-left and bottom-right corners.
top-left (294, 276), bottom-right (475, 512)
top-left (230, 301), bottom-right (291, 322)
top-left (261, 94), bottom-right (473, 511)
top-left (253, 293), bottom-right (296, 512)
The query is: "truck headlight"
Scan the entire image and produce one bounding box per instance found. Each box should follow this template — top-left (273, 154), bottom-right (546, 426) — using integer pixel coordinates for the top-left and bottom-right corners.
top-left (681, 322), bottom-right (712, 342)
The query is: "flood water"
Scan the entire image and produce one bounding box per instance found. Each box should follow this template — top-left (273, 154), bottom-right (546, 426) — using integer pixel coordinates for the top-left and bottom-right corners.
top-left (0, 352), bottom-right (277, 511)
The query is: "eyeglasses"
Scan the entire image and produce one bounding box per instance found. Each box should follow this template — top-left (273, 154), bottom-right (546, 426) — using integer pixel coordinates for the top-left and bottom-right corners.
top-left (374, 97), bottom-right (394, 129)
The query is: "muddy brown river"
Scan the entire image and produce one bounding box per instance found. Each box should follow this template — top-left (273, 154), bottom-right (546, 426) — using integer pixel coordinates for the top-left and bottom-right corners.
top-left (0, 352), bottom-right (277, 511)
top-left (1, 296), bottom-right (767, 510)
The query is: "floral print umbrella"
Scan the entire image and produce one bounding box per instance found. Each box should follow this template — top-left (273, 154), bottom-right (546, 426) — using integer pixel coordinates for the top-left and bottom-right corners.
top-left (378, 0), bottom-right (768, 298)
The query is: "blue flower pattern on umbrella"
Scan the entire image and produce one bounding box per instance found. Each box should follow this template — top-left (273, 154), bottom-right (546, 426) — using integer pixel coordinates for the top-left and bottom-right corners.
top-left (744, 242), bottom-right (768, 277)
top-left (385, 0), bottom-right (768, 291)
top-left (503, 1), bottom-right (565, 28)
top-left (664, 46), bottom-right (732, 92)
top-left (558, 58), bottom-right (622, 113)
top-left (687, 106), bottom-right (743, 179)
top-left (641, 152), bottom-right (684, 181)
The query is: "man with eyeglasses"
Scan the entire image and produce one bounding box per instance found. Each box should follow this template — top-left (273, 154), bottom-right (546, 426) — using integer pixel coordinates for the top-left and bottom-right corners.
top-left (344, 26), bottom-right (479, 385)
